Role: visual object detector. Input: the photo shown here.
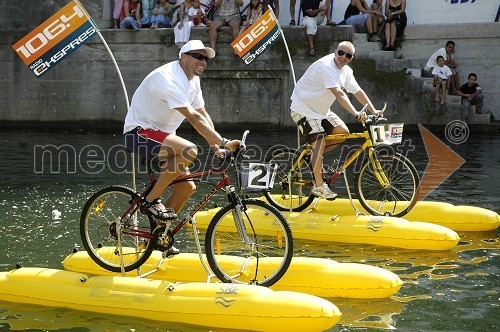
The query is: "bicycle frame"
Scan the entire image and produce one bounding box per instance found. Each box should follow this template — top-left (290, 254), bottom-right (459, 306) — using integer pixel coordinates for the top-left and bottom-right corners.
top-left (117, 152), bottom-right (252, 279)
top-left (290, 119), bottom-right (392, 213)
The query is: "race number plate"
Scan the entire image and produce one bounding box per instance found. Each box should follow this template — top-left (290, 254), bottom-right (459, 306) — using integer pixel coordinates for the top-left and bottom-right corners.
top-left (243, 163), bottom-right (277, 191)
top-left (370, 123), bottom-right (404, 145)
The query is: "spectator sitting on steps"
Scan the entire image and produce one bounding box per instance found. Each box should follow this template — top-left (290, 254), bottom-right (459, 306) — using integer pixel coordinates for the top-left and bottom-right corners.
top-left (120, 0), bottom-right (142, 30)
top-left (383, 0), bottom-right (407, 51)
top-left (370, 0), bottom-right (385, 40)
top-left (263, 0), bottom-right (280, 19)
top-left (432, 55), bottom-right (452, 105)
top-left (340, 0), bottom-right (384, 42)
top-left (424, 41), bottom-right (460, 95)
top-left (301, 0), bottom-right (331, 56)
top-left (189, 0), bottom-right (211, 27)
top-left (209, 0), bottom-right (243, 55)
top-left (457, 73), bottom-right (486, 122)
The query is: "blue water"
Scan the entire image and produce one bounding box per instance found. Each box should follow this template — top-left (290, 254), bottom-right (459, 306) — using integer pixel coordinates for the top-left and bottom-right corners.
top-left (0, 128), bottom-right (498, 331)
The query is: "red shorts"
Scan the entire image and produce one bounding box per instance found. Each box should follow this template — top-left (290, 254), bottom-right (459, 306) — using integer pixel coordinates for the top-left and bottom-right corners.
top-left (124, 127), bottom-right (170, 170)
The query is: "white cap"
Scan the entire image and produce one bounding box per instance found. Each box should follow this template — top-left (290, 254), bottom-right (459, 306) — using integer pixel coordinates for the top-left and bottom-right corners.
top-left (179, 40), bottom-right (216, 59)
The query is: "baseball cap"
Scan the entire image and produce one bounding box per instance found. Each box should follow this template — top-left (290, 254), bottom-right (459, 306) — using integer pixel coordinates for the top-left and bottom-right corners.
top-left (179, 40), bottom-right (216, 59)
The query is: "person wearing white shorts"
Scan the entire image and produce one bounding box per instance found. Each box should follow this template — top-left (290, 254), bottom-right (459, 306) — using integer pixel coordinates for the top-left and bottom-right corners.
top-left (301, 0), bottom-right (332, 56)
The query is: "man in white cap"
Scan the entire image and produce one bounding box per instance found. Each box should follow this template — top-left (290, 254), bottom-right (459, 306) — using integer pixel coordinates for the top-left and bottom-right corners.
top-left (123, 40), bottom-right (238, 236)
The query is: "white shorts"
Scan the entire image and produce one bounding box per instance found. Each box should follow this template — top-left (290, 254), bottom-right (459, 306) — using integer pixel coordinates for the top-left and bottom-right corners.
top-left (302, 14), bottom-right (325, 35)
top-left (291, 110), bottom-right (345, 143)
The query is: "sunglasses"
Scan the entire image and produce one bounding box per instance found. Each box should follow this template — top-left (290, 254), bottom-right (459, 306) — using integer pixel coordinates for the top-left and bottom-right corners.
top-left (185, 52), bottom-right (209, 62)
top-left (337, 49), bottom-right (353, 59)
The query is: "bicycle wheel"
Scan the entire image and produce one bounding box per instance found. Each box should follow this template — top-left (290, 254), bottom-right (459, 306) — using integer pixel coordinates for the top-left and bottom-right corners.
top-left (80, 186), bottom-right (156, 272)
top-left (205, 199), bottom-right (293, 287)
top-left (264, 147), bottom-right (315, 212)
top-left (355, 150), bottom-right (420, 217)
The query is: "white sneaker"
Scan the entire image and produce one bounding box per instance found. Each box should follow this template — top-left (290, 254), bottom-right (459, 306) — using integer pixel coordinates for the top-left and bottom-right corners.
top-left (311, 183), bottom-right (337, 199)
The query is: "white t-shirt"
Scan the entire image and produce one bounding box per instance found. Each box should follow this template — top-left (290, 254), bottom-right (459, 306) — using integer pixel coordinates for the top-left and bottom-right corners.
top-left (290, 54), bottom-right (361, 119)
top-left (432, 64), bottom-right (452, 80)
top-left (424, 47), bottom-right (447, 71)
top-left (188, 7), bottom-right (205, 17)
top-left (123, 61), bottom-right (204, 134)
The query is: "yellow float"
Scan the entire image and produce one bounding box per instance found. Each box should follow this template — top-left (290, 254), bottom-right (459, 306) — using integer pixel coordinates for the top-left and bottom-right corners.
top-left (63, 250), bottom-right (403, 299)
top-left (287, 197), bottom-right (499, 232)
top-left (0, 267), bottom-right (340, 332)
top-left (194, 207), bottom-right (460, 250)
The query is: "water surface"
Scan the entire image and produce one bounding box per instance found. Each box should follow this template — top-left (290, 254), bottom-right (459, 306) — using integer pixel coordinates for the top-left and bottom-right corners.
top-left (0, 128), bottom-right (498, 331)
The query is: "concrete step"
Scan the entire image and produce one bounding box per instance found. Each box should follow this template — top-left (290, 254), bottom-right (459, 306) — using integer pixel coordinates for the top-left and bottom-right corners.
top-left (467, 106), bottom-right (491, 124)
top-left (468, 113), bottom-right (491, 124)
top-left (375, 58), bottom-right (406, 72)
top-left (404, 58), bottom-right (425, 69)
top-left (353, 33), bottom-right (368, 43)
top-left (353, 33), bottom-right (381, 58)
top-left (368, 50), bottom-right (398, 66)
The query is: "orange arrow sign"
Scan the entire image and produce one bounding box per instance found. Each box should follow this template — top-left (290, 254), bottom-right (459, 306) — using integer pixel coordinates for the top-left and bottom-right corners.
top-left (417, 125), bottom-right (465, 201)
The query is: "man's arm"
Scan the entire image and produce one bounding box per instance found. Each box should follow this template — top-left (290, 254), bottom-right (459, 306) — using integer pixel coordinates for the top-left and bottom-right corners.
top-left (445, 58), bottom-right (457, 69)
top-left (353, 90), bottom-right (383, 115)
top-left (235, 0), bottom-right (244, 7)
top-left (469, 86), bottom-right (482, 100)
top-left (356, 0), bottom-right (380, 15)
top-left (194, 106), bottom-right (216, 130)
top-left (175, 106), bottom-right (224, 151)
top-left (329, 87), bottom-right (359, 116)
top-left (445, 52), bottom-right (457, 69)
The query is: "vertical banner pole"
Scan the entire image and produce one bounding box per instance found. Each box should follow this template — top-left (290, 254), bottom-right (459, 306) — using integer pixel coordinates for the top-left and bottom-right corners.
top-left (74, 0), bottom-right (136, 192)
top-left (269, 8), bottom-right (299, 212)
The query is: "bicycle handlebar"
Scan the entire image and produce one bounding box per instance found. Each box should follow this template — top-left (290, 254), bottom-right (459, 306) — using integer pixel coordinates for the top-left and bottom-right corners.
top-left (360, 102), bottom-right (388, 125)
top-left (213, 130), bottom-right (250, 173)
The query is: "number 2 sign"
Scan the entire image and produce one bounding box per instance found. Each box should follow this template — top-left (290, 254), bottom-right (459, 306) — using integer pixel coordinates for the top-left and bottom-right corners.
top-left (246, 163), bottom-right (276, 190)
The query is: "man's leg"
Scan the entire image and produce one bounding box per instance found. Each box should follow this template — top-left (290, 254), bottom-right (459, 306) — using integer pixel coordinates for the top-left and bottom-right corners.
top-left (310, 135), bottom-right (326, 187)
top-left (163, 178), bottom-right (196, 213)
top-left (461, 100), bottom-right (470, 121)
top-left (471, 94), bottom-right (484, 114)
top-left (365, 14), bottom-right (374, 34)
top-left (324, 122), bottom-right (349, 154)
top-left (289, 0), bottom-right (296, 24)
top-left (147, 135), bottom-right (197, 204)
top-left (228, 17), bottom-right (241, 42)
top-left (440, 81), bottom-right (447, 104)
top-left (435, 82), bottom-right (440, 102)
top-left (303, 17), bottom-right (319, 54)
top-left (209, 18), bottom-right (224, 50)
top-left (450, 74), bottom-right (459, 94)
top-left (326, 0), bottom-right (335, 24)
top-left (312, 122), bottom-right (348, 187)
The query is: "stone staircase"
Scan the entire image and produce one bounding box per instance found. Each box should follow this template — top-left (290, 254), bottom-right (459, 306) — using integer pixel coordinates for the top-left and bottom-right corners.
top-left (353, 32), bottom-right (490, 124)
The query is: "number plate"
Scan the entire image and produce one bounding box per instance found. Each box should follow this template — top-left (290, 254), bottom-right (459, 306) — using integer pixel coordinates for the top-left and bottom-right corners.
top-left (370, 123), bottom-right (404, 145)
top-left (241, 163), bottom-right (277, 191)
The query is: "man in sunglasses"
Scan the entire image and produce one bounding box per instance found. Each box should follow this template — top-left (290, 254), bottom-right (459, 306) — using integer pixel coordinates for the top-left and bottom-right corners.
top-left (291, 41), bottom-right (384, 199)
top-left (123, 40), bottom-right (238, 242)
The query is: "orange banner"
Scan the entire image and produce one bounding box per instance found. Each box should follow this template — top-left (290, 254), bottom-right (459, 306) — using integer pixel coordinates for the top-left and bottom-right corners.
top-left (231, 9), bottom-right (280, 60)
top-left (12, 1), bottom-right (89, 65)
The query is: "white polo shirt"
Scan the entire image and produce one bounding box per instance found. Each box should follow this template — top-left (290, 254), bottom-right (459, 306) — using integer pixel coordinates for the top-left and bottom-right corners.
top-left (290, 54), bottom-right (361, 119)
top-left (123, 61), bottom-right (204, 134)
